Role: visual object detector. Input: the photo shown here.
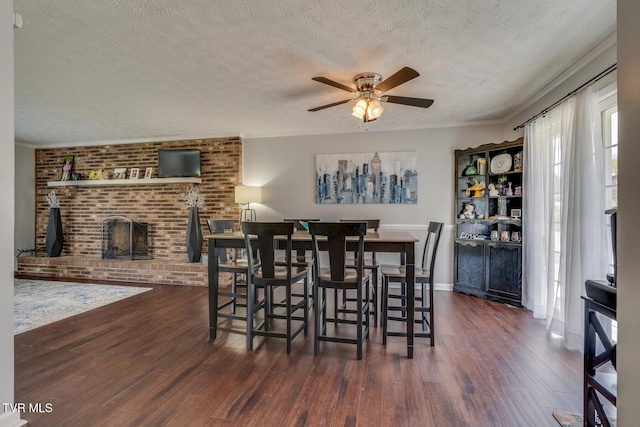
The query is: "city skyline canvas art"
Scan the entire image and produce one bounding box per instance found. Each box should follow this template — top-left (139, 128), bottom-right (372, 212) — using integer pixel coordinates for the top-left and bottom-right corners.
top-left (316, 151), bottom-right (417, 204)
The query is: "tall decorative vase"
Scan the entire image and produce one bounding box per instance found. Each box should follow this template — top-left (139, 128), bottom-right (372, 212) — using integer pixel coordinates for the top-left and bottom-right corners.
top-left (186, 206), bottom-right (203, 263)
top-left (45, 207), bottom-right (64, 257)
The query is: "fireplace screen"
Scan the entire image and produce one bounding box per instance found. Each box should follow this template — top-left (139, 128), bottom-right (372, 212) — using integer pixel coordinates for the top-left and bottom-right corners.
top-left (101, 216), bottom-right (151, 260)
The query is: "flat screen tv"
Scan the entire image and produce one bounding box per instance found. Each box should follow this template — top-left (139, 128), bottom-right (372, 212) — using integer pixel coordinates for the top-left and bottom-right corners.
top-left (157, 149), bottom-right (201, 177)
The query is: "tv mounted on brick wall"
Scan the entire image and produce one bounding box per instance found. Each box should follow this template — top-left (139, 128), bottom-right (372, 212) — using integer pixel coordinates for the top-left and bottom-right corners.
top-left (157, 149), bottom-right (201, 177)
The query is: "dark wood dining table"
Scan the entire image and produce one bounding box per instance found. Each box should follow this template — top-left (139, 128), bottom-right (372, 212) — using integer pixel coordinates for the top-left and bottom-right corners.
top-left (207, 230), bottom-right (420, 358)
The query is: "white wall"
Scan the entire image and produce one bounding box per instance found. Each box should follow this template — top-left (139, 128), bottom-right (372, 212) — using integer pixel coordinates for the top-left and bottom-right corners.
top-left (1, 3), bottom-right (23, 427)
top-left (503, 41), bottom-right (617, 142)
top-left (617, 0), bottom-right (640, 423)
top-left (243, 124), bottom-right (505, 288)
top-left (14, 144), bottom-right (34, 269)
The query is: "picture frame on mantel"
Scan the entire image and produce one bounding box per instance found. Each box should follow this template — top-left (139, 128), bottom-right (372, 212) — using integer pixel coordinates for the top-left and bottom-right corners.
top-left (113, 168), bottom-right (127, 180)
top-left (60, 155), bottom-right (74, 181)
top-left (144, 167), bottom-right (153, 179)
top-left (129, 168), bottom-right (139, 179)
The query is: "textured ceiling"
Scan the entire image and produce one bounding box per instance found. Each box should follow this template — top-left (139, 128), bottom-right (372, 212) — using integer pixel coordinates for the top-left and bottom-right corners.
top-left (14, 0), bottom-right (616, 147)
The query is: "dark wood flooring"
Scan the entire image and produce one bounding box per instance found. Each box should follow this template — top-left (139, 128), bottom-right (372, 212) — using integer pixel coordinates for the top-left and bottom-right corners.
top-left (15, 283), bottom-right (583, 426)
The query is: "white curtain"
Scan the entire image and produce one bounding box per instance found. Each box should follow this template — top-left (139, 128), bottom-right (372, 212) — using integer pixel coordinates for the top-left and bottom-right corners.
top-left (523, 84), bottom-right (607, 349)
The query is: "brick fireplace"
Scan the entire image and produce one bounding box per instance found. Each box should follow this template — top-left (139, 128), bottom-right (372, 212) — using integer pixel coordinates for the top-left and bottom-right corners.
top-left (17, 137), bottom-right (242, 287)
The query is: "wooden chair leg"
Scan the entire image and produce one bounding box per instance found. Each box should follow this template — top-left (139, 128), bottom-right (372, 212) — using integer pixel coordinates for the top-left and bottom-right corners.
top-left (246, 281), bottom-right (255, 350)
top-left (429, 283), bottom-right (435, 347)
top-left (314, 283), bottom-right (321, 356)
top-left (286, 286), bottom-right (292, 354)
top-left (356, 286), bottom-right (363, 360)
top-left (382, 277), bottom-right (389, 346)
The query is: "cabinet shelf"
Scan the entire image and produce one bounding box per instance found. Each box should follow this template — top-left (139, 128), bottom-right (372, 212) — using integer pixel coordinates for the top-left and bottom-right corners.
top-left (488, 170), bottom-right (522, 177)
top-left (456, 218), bottom-right (522, 225)
top-left (47, 177), bottom-right (202, 187)
top-left (455, 237), bottom-right (522, 245)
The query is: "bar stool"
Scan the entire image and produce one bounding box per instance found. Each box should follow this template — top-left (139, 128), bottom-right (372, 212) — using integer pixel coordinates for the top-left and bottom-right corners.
top-left (242, 221), bottom-right (309, 354)
top-left (207, 219), bottom-right (256, 326)
top-left (380, 221), bottom-right (443, 346)
top-left (340, 219), bottom-right (380, 326)
top-left (309, 221), bottom-right (370, 360)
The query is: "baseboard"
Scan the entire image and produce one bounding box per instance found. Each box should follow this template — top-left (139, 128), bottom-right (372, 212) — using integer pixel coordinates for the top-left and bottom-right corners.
top-left (0, 411), bottom-right (27, 427)
top-left (385, 282), bottom-right (452, 292)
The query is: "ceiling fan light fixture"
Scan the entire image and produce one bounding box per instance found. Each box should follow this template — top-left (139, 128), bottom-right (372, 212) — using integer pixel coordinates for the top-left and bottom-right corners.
top-left (351, 98), bottom-right (367, 119)
top-left (368, 99), bottom-right (384, 119)
top-left (309, 67), bottom-right (432, 123)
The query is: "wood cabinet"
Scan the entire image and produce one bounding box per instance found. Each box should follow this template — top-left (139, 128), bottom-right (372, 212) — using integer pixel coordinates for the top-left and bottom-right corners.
top-left (453, 138), bottom-right (523, 306)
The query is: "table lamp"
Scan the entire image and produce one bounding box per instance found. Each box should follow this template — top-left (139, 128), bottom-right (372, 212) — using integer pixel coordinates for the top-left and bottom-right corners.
top-left (235, 185), bottom-right (262, 222)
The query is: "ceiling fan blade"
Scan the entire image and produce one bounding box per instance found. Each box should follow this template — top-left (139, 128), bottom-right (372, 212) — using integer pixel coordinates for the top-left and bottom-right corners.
top-left (382, 95), bottom-right (434, 108)
top-left (376, 67), bottom-right (420, 93)
top-left (311, 77), bottom-right (357, 93)
top-left (308, 99), bottom-right (352, 112)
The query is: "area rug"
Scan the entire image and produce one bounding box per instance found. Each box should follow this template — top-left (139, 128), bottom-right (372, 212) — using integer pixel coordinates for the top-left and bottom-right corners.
top-left (553, 410), bottom-right (616, 427)
top-left (14, 279), bottom-right (151, 334)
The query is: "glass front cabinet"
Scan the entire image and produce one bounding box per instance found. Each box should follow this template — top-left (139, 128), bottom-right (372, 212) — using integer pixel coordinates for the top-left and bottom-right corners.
top-left (453, 138), bottom-right (524, 306)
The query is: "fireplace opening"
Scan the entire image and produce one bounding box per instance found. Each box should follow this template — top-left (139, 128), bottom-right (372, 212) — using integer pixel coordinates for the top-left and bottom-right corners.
top-left (101, 216), bottom-right (151, 260)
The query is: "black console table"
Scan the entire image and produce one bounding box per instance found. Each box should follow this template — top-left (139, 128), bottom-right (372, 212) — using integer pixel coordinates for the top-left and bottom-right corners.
top-left (583, 280), bottom-right (617, 427)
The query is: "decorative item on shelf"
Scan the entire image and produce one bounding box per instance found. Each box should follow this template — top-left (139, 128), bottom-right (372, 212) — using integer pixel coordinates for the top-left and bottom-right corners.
top-left (60, 155), bottom-right (74, 181)
top-left (458, 202), bottom-right (476, 219)
top-left (488, 183), bottom-right (499, 197)
top-left (500, 231), bottom-right (510, 242)
top-left (129, 168), bottom-right (139, 179)
top-left (495, 174), bottom-right (508, 195)
top-left (476, 158), bottom-right (487, 175)
top-left (182, 185), bottom-right (205, 263)
top-left (463, 163), bottom-right (478, 176)
top-left (89, 170), bottom-right (102, 180)
top-left (45, 190), bottom-right (63, 257)
top-left (113, 168), bottom-right (127, 179)
top-left (459, 232), bottom-right (477, 239)
top-left (144, 167), bottom-right (153, 179)
top-left (490, 153), bottom-right (512, 173)
top-left (490, 230), bottom-right (499, 241)
top-left (235, 185), bottom-right (262, 222)
top-left (465, 178), bottom-right (485, 198)
top-left (514, 151), bottom-right (523, 172)
top-left (514, 186), bottom-right (522, 196)
top-left (71, 173), bottom-right (81, 181)
top-left (511, 208), bottom-right (522, 219)
top-left (511, 231), bottom-right (521, 242)
top-left (498, 197), bottom-right (507, 217)
top-left (504, 182), bottom-right (513, 196)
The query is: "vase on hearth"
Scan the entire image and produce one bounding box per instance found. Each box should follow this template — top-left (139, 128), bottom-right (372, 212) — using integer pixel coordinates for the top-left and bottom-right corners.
top-left (186, 206), bottom-right (203, 263)
top-left (45, 207), bottom-right (64, 257)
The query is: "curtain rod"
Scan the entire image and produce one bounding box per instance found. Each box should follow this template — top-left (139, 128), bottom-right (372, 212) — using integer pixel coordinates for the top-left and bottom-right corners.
top-left (513, 63), bottom-right (617, 131)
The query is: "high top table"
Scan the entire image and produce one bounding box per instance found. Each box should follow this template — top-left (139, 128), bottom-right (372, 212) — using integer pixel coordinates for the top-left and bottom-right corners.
top-left (208, 230), bottom-right (420, 358)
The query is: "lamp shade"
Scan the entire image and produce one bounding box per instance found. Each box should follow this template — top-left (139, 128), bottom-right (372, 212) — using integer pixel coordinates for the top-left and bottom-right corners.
top-left (234, 185), bottom-right (262, 203)
top-left (351, 98), bottom-right (367, 119)
top-left (368, 99), bottom-right (384, 119)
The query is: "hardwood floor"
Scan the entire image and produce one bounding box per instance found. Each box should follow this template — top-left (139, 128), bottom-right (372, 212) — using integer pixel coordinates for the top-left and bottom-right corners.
top-left (15, 283), bottom-right (583, 426)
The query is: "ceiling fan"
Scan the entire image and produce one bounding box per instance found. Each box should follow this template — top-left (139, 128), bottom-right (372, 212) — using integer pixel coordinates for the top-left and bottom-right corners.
top-left (308, 67), bottom-right (434, 123)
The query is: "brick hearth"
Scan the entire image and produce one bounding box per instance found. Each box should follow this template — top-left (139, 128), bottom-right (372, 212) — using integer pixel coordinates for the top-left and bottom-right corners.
top-left (15, 255), bottom-right (231, 287)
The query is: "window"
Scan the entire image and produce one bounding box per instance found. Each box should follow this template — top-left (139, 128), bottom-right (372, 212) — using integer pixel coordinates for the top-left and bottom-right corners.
top-left (601, 89), bottom-right (618, 341)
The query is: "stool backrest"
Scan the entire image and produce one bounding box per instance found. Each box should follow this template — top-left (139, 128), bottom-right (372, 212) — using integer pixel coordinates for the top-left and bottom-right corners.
top-left (207, 219), bottom-right (235, 262)
top-left (422, 222), bottom-right (444, 281)
top-left (308, 222), bottom-right (367, 282)
top-left (241, 222), bottom-right (294, 279)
